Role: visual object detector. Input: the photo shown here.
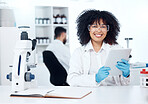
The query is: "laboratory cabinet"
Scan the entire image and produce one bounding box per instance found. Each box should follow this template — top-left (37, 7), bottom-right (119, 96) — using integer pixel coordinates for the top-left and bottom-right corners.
top-left (35, 6), bottom-right (69, 63)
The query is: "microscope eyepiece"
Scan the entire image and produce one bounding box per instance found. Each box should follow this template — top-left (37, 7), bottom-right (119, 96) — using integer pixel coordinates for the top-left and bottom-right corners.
top-left (18, 26), bottom-right (30, 40)
top-left (21, 31), bottom-right (28, 40)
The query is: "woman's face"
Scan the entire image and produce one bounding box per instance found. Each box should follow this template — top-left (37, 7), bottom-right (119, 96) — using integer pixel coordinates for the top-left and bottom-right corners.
top-left (89, 19), bottom-right (108, 44)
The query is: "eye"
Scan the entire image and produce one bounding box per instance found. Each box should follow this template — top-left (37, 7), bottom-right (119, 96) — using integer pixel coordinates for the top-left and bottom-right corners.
top-left (91, 25), bottom-right (97, 28)
top-left (100, 25), bottom-right (107, 28)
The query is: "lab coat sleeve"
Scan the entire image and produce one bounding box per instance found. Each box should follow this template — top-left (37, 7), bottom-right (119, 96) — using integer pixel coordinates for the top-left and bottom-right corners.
top-left (67, 48), bottom-right (98, 87)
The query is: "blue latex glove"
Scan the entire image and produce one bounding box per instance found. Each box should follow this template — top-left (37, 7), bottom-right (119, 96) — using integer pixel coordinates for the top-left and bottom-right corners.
top-left (96, 66), bottom-right (111, 83)
top-left (116, 59), bottom-right (130, 77)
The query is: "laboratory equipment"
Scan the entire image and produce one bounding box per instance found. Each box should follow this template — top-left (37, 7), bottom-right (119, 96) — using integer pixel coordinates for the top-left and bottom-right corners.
top-left (6, 26), bottom-right (37, 92)
top-left (130, 62), bottom-right (148, 68)
top-left (125, 38), bottom-right (133, 48)
top-left (140, 69), bottom-right (148, 87)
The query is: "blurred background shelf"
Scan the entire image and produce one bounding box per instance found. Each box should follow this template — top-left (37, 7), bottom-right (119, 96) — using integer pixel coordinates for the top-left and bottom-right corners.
top-left (35, 6), bottom-right (69, 63)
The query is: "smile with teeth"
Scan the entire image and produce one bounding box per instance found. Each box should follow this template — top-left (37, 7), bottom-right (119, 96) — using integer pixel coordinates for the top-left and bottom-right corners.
top-left (95, 34), bottom-right (102, 37)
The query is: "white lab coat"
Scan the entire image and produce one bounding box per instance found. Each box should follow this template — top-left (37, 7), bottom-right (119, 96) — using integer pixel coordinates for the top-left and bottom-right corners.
top-left (46, 39), bottom-right (70, 73)
top-left (67, 41), bottom-right (130, 87)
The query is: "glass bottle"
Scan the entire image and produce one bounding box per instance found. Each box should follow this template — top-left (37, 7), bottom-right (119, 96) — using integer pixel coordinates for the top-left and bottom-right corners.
top-left (56, 14), bottom-right (61, 24)
top-left (61, 14), bottom-right (67, 24)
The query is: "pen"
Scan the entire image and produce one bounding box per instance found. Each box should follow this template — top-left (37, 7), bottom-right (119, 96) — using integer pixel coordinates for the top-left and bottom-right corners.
top-left (47, 90), bottom-right (54, 93)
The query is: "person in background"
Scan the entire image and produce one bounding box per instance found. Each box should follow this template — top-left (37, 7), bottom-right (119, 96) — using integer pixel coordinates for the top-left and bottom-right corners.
top-left (46, 27), bottom-right (70, 73)
top-left (67, 9), bottom-right (130, 87)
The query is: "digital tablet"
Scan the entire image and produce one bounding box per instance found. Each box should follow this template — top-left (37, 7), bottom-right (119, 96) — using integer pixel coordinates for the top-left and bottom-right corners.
top-left (104, 48), bottom-right (132, 76)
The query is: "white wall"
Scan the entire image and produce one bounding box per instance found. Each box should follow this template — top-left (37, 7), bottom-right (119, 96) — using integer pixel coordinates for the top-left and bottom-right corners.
top-left (1, 0), bottom-right (148, 85)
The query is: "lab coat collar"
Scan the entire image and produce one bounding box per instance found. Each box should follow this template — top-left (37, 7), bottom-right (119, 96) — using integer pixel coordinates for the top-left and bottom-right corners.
top-left (101, 42), bottom-right (107, 50)
top-left (84, 40), bottom-right (107, 52)
top-left (54, 39), bottom-right (63, 45)
top-left (84, 40), bottom-right (93, 52)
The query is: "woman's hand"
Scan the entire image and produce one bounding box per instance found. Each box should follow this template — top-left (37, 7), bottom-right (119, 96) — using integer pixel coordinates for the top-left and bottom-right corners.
top-left (116, 59), bottom-right (130, 77)
top-left (96, 66), bottom-right (111, 83)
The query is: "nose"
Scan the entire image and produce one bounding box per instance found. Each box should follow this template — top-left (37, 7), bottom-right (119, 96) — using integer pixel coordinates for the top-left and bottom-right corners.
top-left (96, 27), bottom-right (101, 32)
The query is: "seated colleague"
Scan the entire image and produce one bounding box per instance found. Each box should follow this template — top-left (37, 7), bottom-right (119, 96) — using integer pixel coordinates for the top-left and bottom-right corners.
top-left (67, 9), bottom-right (130, 87)
top-left (46, 27), bottom-right (70, 73)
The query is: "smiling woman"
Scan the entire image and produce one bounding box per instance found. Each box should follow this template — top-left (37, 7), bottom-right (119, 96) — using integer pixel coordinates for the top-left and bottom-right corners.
top-left (88, 19), bottom-right (108, 51)
top-left (67, 9), bottom-right (130, 87)
top-left (76, 9), bottom-right (120, 46)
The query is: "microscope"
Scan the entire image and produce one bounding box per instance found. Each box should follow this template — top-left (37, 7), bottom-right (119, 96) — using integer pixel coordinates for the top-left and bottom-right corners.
top-left (7, 26), bottom-right (37, 92)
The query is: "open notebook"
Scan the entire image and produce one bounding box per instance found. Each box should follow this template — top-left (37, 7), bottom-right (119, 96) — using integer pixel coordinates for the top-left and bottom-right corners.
top-left (10, 87), bottom-right (92, 99)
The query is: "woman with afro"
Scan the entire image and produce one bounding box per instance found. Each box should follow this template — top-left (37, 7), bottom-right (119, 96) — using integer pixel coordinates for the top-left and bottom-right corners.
top-left (67, 9), bottom-right (130, 87)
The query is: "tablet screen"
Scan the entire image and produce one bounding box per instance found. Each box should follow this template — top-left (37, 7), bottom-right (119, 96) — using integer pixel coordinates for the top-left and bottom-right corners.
top-left (104, 48), bottom-right (132, 76)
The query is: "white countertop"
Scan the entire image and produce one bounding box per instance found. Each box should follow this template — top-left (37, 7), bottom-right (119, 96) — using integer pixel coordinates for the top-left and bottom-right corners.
top-left (0, 86), bottom-right (148, 104)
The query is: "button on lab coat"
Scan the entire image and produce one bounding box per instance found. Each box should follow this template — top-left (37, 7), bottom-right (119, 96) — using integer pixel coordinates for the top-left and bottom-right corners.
top-left (67, 41), bottom-right (130, 87)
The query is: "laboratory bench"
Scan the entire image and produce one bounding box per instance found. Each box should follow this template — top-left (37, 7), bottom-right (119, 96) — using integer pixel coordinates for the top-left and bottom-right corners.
top-left (0, 85), bottom-right (148, 104)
